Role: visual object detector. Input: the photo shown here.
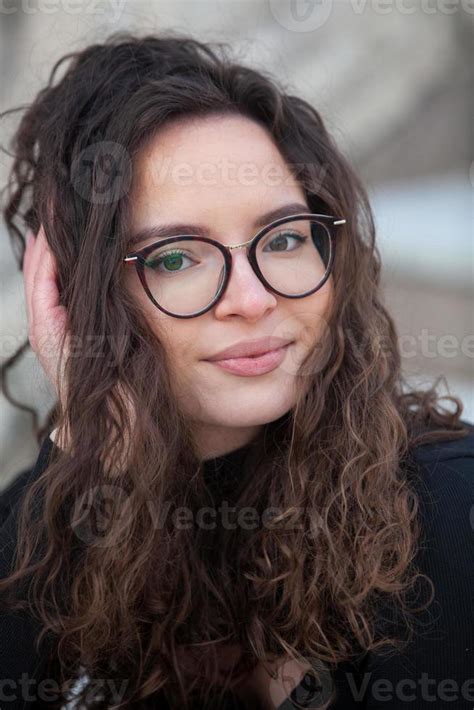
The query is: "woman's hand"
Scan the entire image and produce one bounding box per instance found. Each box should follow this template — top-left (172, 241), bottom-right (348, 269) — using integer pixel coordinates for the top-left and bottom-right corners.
top-left (23, 224), bottom-right (70, 448)
top-left (23, 224), bottom-right (135, 467)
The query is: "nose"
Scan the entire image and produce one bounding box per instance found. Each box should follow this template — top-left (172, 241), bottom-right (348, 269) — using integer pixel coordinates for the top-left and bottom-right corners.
top-left (212, 249), bottom-right (277, 320)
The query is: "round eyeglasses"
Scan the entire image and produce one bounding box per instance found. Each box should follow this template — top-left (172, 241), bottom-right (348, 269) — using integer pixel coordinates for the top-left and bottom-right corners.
top-left (123, 213), bottom-right (346, 319)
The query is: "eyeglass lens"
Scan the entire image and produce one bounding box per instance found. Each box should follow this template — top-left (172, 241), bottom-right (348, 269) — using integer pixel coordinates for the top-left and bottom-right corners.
top-left (141, 218), bottom-right (331, 317)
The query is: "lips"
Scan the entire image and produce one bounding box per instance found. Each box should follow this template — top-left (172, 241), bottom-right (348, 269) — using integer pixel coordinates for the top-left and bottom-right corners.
top-left (206, 336), bottom-right (294, 362)
top-left (206, 343), bottom-right (292, 377)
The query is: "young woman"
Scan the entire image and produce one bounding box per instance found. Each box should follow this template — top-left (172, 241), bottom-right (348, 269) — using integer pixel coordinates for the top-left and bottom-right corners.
top-left (0, 31), bottom-right (472, 710)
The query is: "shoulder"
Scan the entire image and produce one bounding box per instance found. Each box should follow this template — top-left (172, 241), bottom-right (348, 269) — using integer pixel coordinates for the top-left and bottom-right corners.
top-left (350, 426), bottom-right (474, 707)
top-left (404, 421), bottom-right (473, 630)
top-left (0, 435), bottom-right (55, 527)
top-left (406, 421), bottom-right (474, 552)
top-left (410, 418), bottom-right (474, 461)
top-left (0, 433), bottom-right (56, 581)
top-left (408, 420), bottom-right (474, 505)
top-left (395, 421), bottom-right (474, 644)
top-left (406, 420), bottom-right (474, 548)
top-left (0, 436), bottom-right (59, 687)
top-left (1, 434), bottom-right (57, 579)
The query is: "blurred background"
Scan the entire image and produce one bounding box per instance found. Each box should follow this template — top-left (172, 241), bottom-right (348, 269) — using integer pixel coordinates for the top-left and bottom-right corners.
top-left (1, 0), bottom-right (473, 489)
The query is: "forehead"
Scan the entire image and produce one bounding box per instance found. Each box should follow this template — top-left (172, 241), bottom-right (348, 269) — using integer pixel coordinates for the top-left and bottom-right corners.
top-left (129, 114), bottom-right (306, 221)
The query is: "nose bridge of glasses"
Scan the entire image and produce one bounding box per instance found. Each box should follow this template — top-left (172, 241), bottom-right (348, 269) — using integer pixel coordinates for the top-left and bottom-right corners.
top-left (226, 234), bottom-right (255, 251)
top-left (223, 234), bottom-right (266, 293)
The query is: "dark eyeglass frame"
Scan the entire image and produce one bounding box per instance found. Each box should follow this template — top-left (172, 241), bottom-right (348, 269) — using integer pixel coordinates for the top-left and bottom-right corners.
top-left (123, 212), bottom-right (346, 319)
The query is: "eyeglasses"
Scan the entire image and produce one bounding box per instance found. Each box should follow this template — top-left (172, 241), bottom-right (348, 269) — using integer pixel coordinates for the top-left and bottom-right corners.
top-left (123, 213), bottom-right (346, 319)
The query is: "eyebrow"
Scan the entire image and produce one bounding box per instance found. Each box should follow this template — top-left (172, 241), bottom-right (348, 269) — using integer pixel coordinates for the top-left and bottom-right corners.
top-left (128, 201), bottom-right (311, 249)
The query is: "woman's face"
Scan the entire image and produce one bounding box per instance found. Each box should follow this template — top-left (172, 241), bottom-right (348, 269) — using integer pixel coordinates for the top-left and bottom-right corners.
top-left (124, 114), bottom-right (333, 459)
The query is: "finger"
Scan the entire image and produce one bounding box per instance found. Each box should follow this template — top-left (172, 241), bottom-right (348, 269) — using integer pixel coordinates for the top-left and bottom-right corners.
top-left (23, 227), bottom-right (41, 326)
top-left (26, 225), bottom-right (49, 334)
top-left (22, 230), bottom-right (36, 273)
top-left (27, 225), bottom-right (49, 312)
top-left (31, 234), bottom-right (66, 359)
top-left (31, 232), bottom-right (62, 318)
top-left (22, 232), bottom-right (34, 319)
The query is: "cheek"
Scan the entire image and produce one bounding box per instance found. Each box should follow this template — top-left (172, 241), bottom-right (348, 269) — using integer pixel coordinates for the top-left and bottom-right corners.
top-left (317, 273), bottom-right (334, 310)
top-left (284, 279), bottom-right (334, 375)
top-left (150, 317), bottom-right (200, 380)
top-left (122, 272), bottom-right (202, 389)
top-left (291, 277), bottom-right (333, 335)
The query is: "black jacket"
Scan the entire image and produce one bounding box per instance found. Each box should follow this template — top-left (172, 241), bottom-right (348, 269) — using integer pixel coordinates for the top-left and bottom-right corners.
top-left (1, 423), bottom-right (473, 709)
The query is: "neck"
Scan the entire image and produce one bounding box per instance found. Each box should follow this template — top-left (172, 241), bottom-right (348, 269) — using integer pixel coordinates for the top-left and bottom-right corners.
top-left (192, 423), bottom-right (264, 461)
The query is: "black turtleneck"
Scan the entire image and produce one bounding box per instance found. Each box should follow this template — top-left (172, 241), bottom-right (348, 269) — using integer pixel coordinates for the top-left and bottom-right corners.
top-left (201, 440), bottom-right (255, 499)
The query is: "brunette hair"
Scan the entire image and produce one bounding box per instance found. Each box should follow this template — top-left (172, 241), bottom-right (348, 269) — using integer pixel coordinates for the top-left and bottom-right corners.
top-left (0, 30), bottom-right (470, 709)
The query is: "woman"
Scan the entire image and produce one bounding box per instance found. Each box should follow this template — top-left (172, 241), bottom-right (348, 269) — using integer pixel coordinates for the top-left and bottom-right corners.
top-left (0, 31), bottom-right (472, 710)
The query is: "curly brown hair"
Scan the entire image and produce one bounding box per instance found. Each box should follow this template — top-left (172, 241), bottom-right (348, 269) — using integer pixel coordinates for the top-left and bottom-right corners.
top-left (0, 30), bottom-right (470, 709)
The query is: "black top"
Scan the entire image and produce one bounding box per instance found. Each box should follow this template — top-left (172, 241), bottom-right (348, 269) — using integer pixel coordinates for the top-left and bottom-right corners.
top-left (1, 422), bottom-right (473, 709)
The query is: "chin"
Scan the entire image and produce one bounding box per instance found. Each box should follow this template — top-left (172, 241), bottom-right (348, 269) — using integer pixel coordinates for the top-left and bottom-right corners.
top-left (203, 390), bottom-right (295, 429)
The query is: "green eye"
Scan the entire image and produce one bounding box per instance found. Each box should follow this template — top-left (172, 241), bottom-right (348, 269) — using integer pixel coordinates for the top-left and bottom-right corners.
top-left (146, 249), bottom-right (191, 273)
